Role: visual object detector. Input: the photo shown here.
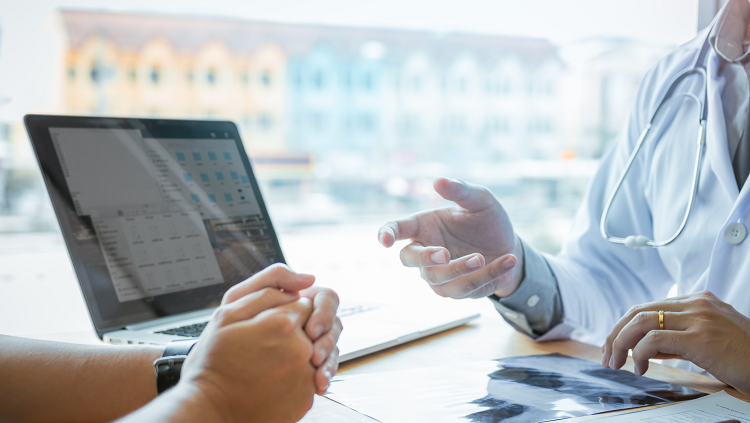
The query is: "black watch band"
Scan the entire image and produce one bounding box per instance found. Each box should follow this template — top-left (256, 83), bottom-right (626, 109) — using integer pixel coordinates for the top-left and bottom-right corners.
top-left (154, 339), bottom-right (198, 394)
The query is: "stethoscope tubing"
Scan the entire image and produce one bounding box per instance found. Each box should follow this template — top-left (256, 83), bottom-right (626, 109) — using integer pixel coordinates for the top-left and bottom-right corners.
top-left (599, 23), bottom-right (713, 249)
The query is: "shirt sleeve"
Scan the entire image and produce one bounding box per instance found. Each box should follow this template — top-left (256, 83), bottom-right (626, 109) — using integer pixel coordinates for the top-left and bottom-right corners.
top-left (487, 238), bottom-right (563, 339)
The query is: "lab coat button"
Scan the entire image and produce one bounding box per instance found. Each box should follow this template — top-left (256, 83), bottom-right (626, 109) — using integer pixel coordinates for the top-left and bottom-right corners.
top-left (527, 295), bottom-right (540, 307)
top-left (724, 222), bottom-right (747, 245)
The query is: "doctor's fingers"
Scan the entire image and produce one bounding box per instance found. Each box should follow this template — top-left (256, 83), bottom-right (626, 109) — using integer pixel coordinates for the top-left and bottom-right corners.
top-left (378, 216), bottom-right (421, 248)
top-left (631, 330), bottom-right (691, 376)
top-left (400, 243), bottom-right (452, 267)
top-left (427, 255), bottom-right (518, 299)
top-left (433, 178), bottom-right (498, 213)
top-left (419, 254), bottom-right (486, 286)
top-left (607, 311), bottom-right (690, 370)
top-left (602, 300), bottom-right (686, 367)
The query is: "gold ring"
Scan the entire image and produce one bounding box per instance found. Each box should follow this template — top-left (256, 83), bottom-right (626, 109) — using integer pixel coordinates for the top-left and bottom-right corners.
top-left (658, 310), bottom-right (664, 330)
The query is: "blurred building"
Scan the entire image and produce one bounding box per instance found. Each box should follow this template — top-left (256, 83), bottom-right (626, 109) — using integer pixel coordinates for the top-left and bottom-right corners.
top-left (60, 10), bottom-right (565, 172)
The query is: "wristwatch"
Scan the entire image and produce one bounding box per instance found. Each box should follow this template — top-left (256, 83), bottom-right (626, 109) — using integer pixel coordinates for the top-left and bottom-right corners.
top-left (154, 339), bottom-right (199, 394)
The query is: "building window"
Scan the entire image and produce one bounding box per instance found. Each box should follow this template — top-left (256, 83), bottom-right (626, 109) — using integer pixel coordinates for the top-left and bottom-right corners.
top-left (257, 114), bottom-right (274, 131)
top-left (260, 71), bottom-right (271, 87)
top-left (207, 68), bottom-right (217, 85)
top-left (487, 116), bottom-right (509, 133)
top-left (362, 73), bottom-right (373, 91)
top-left (411, 76), bottom-right (422, 92)
top-left (308, 113), bottom-right (325, 131)
top-left (90, 64), bottom-right (102, 83)
top-left (312, 71), bottom-right (325, 90)
top-left (150, 66), bottom-right (160, 84)
top-left (443, 115), bottom-right (466, 133)
top-left (359, 114), bottom-right (376, 132)
top-left (67, 67), bottom-right (76, 80)
top-left (342, 72), bottom-right (352, 90)
top-left (293, 71), bottom-right (303, 88)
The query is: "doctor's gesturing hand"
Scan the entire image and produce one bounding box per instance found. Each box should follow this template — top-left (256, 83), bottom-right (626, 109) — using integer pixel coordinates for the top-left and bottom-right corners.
top-left (378, 178), bottom-right (522, 299)
top-left (601, 291), bottom-right (750, 396)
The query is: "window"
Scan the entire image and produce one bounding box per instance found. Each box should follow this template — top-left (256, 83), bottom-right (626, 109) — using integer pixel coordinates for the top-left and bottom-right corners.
top-left (260, 71), bottom-right (271, 87)
top-left (312, 71), bottom-right (325, 90)
top-left (362, 73), bottom-right (374, 91)
top-left (67, 67), bottom-right (76, 80)
top-left (257, 114), bottom-right (274, 131)
top-left (150, 66), bottom-right (160, 84)
top-left (206, 68), bottom-right (217, 85)
top-left (90, 64), bottom-right (101, 83)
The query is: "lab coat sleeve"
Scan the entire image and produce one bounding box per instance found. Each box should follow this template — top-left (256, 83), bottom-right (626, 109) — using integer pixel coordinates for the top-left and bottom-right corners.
top-left (488, 238), bottom-right (563, 338)
top-left (538, 58), bottom-right (682, 345)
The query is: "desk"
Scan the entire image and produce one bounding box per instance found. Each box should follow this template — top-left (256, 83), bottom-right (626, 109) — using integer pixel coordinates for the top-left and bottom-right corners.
top-left (300, 313), bottom-right (750, 423)
top-left (4, 229), bottom-right (748, 422)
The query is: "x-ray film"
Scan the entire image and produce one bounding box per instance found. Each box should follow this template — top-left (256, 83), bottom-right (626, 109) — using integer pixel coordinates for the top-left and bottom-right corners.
top-left (325, 353), bottom-right (704, 423)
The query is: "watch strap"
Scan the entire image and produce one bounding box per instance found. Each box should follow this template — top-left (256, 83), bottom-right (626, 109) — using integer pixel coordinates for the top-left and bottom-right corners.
top-left (155, 339), bottom-right (199, 394)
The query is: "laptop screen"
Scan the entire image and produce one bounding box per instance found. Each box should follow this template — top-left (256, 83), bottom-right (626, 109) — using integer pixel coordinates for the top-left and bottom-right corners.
top-left (25, 116), bottom-right (284, 336)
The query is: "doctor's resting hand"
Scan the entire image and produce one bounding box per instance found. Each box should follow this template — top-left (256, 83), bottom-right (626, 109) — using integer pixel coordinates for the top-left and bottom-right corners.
top-left (601, 291), bottom-right (750, 396)
top-left (0, 263), bottom-right (341, 423)
top-left (378, 177), bottom-right (522, 299)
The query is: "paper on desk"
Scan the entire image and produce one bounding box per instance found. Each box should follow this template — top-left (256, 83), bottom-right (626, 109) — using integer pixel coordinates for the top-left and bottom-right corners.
top-left (325, 353), bottom-right (704, 423)
top-left (587, 391), bottom-right (750, 422)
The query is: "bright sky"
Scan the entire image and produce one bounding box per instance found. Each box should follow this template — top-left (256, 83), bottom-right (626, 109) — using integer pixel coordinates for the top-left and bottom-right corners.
top-left (0, 0), bottom-right (698, 121)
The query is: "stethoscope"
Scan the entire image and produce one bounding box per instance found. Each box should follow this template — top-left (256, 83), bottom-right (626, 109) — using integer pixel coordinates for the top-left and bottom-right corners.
top-left (599, 21), bottom-right (715, 249)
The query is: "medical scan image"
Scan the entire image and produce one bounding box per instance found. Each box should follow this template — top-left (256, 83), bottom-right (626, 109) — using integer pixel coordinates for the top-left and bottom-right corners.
top-left (325, 353), bottom-right (704, 423)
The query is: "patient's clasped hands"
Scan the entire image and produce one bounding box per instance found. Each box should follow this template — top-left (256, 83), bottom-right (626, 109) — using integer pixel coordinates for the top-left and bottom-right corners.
top-left (173, 264), bottom-right (342, 423)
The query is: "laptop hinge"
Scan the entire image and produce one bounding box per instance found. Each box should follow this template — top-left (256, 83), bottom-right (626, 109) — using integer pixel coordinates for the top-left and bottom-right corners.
top-left (126, 308), bottom-right (215, 331)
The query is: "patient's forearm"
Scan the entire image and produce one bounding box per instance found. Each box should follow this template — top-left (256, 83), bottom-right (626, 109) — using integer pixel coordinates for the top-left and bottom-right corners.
top-left (0, 335), bottom-right (163, 423)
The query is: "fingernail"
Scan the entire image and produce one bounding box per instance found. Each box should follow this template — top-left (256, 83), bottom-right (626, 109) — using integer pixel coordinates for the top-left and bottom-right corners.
top-left (378, 232), bottom-right (384, 244)
top-left (601, 345), bottom-right (605, 353)
top-left (318, 347), bottom-right (328, 362)
top-left (634, 364), bottom-right (640, 375)
top-left (431, 251), bottom-right (447, 264)
top-left (503, 255), bottom-right (517, 269)
top-left (324, 370), bottom-right (332, 382)
top-left (299, 297), bottom-right (311, 305)
top-left (466, 256), bottom-right (481, 269)
top-left (608, 356), bottom-right (614, 368)
top-left (314, 325), bottom-right (324, 339)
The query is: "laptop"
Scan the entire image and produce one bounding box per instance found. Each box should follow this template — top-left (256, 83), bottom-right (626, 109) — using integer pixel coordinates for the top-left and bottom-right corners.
top-left (24, 115), bottom-right (479, 362)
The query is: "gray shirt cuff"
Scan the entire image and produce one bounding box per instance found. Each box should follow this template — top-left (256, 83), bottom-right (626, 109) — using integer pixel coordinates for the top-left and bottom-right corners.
top-left (488, 238), bottom-right (563, 338)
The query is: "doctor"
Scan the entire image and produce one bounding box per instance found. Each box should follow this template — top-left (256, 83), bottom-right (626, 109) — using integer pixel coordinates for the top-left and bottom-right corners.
top-left (379, 0), bottom-right (750, 395)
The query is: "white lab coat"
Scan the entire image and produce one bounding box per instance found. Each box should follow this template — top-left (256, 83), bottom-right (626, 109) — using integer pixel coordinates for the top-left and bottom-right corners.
top-left (539, 27), bottom-right (749, 373)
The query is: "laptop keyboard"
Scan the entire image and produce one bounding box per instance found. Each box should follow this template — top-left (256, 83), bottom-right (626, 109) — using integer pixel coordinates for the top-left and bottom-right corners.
top-left (155, 304), bottom-right (376, 338)
top-left (155, 321), bottom-right (207, 338)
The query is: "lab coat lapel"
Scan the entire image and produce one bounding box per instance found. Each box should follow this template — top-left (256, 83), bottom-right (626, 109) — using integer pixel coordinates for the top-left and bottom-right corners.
top-left (705, 48), bottom-right (740, 203)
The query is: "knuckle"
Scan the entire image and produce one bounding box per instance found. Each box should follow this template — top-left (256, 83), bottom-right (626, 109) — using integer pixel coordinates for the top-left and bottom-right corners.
top-left (267, 263), bottom-right (290, 277)
top-left (422, 268), bottom-right (437, 285)
top-left (258, 287), bottom-right (278, 300)
top-left (432, 286), bottom-right (449, 298)
top-left (212, 306), bottom-right (231, 325)
top-left (634, 311), bottom-right (651, 326)
top-left (335, 316), bottom-right (343, 332)
top-left (399, 249), bottom-right (409, 266)
top-left (644, 329), bottom-right (661, 343)
top-left (268, 313), bottom-right (295, 334)
top-left (626, 305), bottom-right (640, 317)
